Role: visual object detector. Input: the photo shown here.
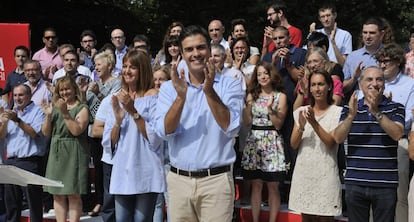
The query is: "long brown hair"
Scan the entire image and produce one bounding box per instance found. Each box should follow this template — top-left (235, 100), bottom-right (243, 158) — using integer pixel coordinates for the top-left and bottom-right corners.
top-left (121, 50), bottom-right (154, 96)
top-left (248, 61), bottom-right (284, 101)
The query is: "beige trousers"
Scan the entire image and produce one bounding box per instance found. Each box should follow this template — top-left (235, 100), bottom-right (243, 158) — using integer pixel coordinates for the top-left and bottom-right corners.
top-left (167, 170), bottom-right (235, 222)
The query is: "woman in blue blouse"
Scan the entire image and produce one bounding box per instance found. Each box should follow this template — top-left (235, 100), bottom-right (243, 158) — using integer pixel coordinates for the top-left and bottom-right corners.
top-left (103, 50), bottom-right (164, 222)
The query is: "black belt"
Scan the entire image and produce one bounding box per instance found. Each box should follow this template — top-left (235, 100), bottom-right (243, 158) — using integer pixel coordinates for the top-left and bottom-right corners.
top-left (170, 165), bottom-right (231, 177)
top-left (251, 125), bottom-right (276, 130)
top-left (7, 156), bottom-right (42, 161)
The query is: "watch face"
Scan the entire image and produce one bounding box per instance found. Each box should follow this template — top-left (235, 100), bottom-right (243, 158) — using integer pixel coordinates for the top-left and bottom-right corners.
top-left (133, 113), bottom-right (140, 119)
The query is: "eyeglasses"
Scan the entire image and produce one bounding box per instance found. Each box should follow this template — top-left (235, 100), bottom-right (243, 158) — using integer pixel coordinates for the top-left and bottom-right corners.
top-left (44, 36), bottom-right (56, 40)
top-left (377, 58), bottom-right (394, 65)
top-left (267, 11), bottom-right (277, 17)
top-left (112, 36), bottom-right (124, 40)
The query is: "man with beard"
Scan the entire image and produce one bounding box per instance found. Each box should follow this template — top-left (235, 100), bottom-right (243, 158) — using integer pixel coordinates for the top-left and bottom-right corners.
top-left (262, 1), bottom-right (302, 58)
top-left (24, 60), bottom-right (52, 105)
top-left (78, 30), bottom-right (98, 71)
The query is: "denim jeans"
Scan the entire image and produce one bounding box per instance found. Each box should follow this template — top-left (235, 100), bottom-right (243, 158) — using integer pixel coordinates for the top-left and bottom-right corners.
top-left (115, 193), bottom-right (157, 222)
top-left (345, 184), bottom-right (397, 222)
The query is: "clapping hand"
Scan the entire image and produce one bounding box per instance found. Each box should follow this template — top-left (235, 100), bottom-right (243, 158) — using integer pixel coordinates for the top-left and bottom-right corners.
top-left (170, 62), bottom-right (187, 100)
top-left (111, 95), bottom-right (125, 124)
top-left (203, 57), bottom-right (216, 96)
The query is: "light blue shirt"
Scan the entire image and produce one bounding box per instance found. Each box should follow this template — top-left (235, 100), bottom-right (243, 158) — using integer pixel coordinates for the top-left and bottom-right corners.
top-left (154, 72), bottom-right (245, 171)
top-left (222, 67), bottom-right (246, 91)
top-left (25, 79), bottom-right (52, 106)
top-left (317, 27), bottom-right (353, 63)
top-left (97, 95), bottom-right (114, 164)
top-left (384, 73), bottom-right (414, 134)
top-left (105, 95), bottom-right (165, 195)
top-left (113, 46), bottom-right (128, 76)
top-left (5, 102), bottom-right (46, 158)
top-left (343, 46), bottom-right (381, 80)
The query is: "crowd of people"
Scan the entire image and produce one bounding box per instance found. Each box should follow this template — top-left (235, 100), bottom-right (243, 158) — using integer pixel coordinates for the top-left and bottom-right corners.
top-left (1, 1), bottom-right (414, 222)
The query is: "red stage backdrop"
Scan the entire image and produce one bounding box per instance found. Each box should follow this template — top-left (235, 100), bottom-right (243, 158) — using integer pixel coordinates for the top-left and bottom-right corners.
top-left (0, 23), bottom-right (30, 90)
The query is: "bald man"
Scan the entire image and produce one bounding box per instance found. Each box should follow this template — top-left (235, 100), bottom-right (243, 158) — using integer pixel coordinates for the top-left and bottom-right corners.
top-left (208, 20), bottom-right (229, 50)
top-left (110, 28), bottom-right (127, 75)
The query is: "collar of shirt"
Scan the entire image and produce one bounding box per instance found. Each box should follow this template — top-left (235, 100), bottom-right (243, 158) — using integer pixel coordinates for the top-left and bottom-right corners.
top-left (362, 44), bottom-right (383, 55)
top-left (184, 71), bottom-right (221, 88)
top-left (17, 101), bottom-right (35, 116)
top-left (386, 72), bottom-right (403, 86)
top-left (358, 95), bottom-right (389, 108)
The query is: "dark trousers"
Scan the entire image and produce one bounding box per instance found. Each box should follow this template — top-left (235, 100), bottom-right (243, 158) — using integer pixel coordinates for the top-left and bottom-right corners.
top-left (0, 185), bottom-right (6, 222)
top-left (345, 184), bottom-right (397, 222)
top-left (102, 162), bottom-right (115, 222)
top-left (4, 158), bottom-right (43, 222)
top-left (90, 137), bottom-right (104, 205)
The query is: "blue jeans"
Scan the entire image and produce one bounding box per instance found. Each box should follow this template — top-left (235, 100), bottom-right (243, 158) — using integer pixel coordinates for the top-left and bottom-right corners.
top-left (345, 184), bottom-right (397, 222)
top-left (115, 193), bottom-right (157, 222)
top-left (153, 193), bottom-right (165, 222)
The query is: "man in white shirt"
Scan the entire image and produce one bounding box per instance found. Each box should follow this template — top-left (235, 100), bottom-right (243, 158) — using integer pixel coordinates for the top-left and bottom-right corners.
top-left (208, 19), bottom-right (229, 50)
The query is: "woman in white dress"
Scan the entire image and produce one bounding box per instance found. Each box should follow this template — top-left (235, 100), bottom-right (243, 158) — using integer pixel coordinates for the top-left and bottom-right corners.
top-left (289, 69), bottom-right (342, 222)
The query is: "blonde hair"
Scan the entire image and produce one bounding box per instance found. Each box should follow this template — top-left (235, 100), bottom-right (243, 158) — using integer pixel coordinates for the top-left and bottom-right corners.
top-left (94, 51), bottom-right (115, 72)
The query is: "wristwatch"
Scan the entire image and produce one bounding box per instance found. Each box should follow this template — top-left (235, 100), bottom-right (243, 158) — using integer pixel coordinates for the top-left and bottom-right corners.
top-left (374, 112), bottom-right (383, 121)
top-left (132, 112), bottom-right (140, 120)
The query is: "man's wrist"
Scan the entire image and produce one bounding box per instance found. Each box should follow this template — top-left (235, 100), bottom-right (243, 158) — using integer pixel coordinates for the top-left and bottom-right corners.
top-left (374, 112), bottom-right (383, 121)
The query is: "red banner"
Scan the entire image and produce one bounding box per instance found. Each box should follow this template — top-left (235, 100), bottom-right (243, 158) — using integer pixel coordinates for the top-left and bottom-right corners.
top-left (0, 23), bottom-right (30, 90)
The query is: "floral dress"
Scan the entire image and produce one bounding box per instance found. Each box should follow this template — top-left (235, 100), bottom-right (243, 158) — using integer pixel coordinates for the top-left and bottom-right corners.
top-left (241, 92), bottom-right (286, 172)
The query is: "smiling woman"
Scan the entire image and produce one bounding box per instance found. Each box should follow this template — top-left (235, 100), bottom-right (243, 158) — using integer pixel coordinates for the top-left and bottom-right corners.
top-left (289, 70), bottom-right (342, 222)
top-left (41, 76), bottom-right (90, 222)
top-left (241, 61), bottom-right (287, 222)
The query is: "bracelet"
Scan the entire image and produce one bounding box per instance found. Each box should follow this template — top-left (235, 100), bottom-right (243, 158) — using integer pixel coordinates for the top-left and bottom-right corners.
top-left (113, 123), bottom-right (121, 128)
top-left (297, 125), bottom-right (304, 132)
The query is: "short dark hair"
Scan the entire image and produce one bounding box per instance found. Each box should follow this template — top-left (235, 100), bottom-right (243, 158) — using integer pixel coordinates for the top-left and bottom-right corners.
top-left (363, 17), bottom-right (385, 31)
top-left (132, 34), bottom-right (151, 51)
top-left (318, 2), bottom-right (337, 14)
top-left (231, 18), bottom-right (247, 33)
top-left (268, 1), bottom-right (288, 17)
top-left (14, 45), bottom-right (30, 57)
top-left (43, 27), bottom-right (57, 36)
top-left (80, 29), bottom-right (96, 41)
top-left (13, 84), bottom-right (32, 96)
top-left (63, 50), bottom-right (79, 62)
top-left (410, 25), bottom-right (414, 35)
top-left (178, 25), bottom-right (210, 51)
top-left (273, 26), bottom-right (290, 37)
top-left (307, 32), bottom-right (329, 51)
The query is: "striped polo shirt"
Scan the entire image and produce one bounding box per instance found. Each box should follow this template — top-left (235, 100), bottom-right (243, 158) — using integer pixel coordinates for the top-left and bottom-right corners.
top-left (340, 96), bottom-right (405, 188)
